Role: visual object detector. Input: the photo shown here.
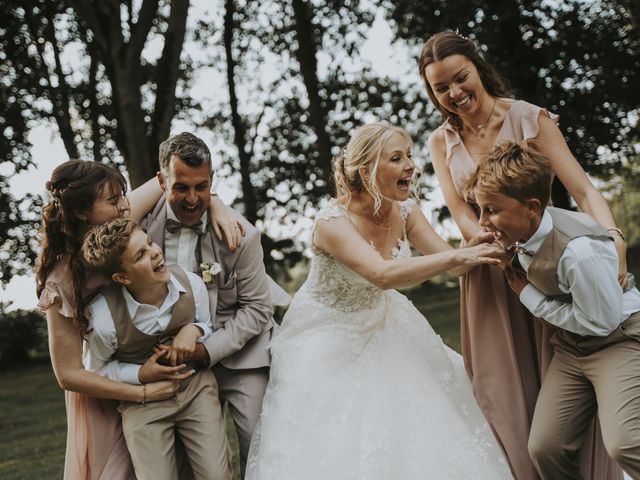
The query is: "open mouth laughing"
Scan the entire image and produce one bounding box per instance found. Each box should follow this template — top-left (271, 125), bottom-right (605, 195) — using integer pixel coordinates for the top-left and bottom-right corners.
top-left (153, 261), bottom-right (166, 274)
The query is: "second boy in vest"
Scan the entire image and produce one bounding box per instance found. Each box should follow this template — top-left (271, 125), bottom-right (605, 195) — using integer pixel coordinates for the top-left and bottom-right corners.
top-left (466, 140), bottom-right (640, 479)
top-left (82, 217), bottom-right (231, 480)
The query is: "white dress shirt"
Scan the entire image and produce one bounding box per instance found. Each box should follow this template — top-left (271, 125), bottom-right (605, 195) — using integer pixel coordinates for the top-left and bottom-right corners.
top-left (85, 272), bottom-right (212, 384)
top-left (163, 204), bottom-right (207, 273)
top-left (519, 209), bottom-right (640, 336)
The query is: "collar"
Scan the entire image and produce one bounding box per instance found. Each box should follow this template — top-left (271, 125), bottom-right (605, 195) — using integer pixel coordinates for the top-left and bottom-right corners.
top-left (518, 209), bottom-right (552, 256)
top-left (121, 273), bottom-right (186, 318)
top-left (165, 203), bottom-right (208, 233)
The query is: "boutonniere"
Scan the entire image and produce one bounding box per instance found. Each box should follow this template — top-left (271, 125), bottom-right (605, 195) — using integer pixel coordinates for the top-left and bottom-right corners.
top-left (200, 262), bottom-right (222, 284)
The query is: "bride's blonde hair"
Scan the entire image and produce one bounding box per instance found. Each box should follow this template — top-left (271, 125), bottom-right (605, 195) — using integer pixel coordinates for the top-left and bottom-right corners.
top-left (333, 122), bottom-right (417, 215)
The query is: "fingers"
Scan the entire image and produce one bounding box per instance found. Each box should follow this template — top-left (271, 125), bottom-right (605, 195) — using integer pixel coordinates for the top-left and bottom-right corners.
top-left (480, 256), bottom-right (501, 265)
top-left (172, 369), bottom-right (195, 381)
top-left (169, 348), bottom-right (177, 367)
top-left (148, 348), bottom-right (167, 362)
top-left (618, 272), bottom-right (628, 289)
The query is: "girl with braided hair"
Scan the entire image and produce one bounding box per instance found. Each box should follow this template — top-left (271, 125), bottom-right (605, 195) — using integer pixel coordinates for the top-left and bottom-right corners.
top-left (36, 159), bottom-right (241, 479)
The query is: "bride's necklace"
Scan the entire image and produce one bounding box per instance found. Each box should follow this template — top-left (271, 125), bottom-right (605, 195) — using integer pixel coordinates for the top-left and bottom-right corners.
top-left (361, 213), bottom-right (391, 230)
top-left (464, 97), bottom-right (497, 140)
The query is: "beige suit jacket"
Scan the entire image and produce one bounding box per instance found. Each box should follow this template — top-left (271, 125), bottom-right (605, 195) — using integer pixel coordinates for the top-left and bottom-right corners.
top-left (140, 195), bottom-right (274, 370)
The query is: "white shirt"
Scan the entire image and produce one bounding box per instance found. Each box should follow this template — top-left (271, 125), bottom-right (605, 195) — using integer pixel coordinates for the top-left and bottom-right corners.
top-left (519, 210), bottom-right (640, 336)
top-left (163, 204), bottom-right (207, 273)
top-left (85, 272), bottom-right (212, 384)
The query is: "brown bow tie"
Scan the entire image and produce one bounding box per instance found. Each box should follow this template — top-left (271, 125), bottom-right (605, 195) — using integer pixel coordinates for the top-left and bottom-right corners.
top-left (165, 218), bottom-right (204, 235)
top-left (508, 243), bottom-right (536, 257)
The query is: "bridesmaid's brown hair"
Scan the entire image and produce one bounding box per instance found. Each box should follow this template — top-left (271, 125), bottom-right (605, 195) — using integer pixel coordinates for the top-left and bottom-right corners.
top-left (418, 31), bottom-right (511, 131)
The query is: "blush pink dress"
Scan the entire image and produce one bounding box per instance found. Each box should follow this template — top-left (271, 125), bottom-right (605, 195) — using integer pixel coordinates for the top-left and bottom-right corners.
top-left (441, 99), bottom-right (622, 480)
top-left (38, 259), bottom-right (136, 480)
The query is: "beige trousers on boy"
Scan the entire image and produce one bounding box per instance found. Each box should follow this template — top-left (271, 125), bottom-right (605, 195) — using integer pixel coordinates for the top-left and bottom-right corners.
top-left (119, 369), bottom-right (231, 480)
top-left (528, 313), bottom-right (640, 479)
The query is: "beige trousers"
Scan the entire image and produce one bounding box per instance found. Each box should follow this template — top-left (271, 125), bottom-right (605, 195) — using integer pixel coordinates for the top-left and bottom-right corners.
top-left (528, 313), bottom-right (640, 479)
top-left (213, 364), bottom-right (269, 477)
top-left (119, 369), bottom-right (231, 480)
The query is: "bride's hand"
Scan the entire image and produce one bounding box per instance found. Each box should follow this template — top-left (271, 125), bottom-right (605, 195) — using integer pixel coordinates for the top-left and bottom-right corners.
top-left (209, 195), bottom-right (245, 251)
top-left (455, 243), bottom-right (504, 266)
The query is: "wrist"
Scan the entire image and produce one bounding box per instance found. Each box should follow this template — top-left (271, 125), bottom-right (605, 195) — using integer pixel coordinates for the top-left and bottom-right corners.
top-left (139, 384), bottom-right (147, 404)
top-left (607, 226), bottom-right (625, 242)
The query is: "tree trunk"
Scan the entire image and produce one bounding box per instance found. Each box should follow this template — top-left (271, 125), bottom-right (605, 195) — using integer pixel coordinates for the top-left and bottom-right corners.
top-left (290, 0), bottom-right (333, 194)
top-left (73, 0), bottom-right (186, 187)
top-left (224, 0), bottom-right (258, 223)
top-left (149, 0), bottom-right (190, 175)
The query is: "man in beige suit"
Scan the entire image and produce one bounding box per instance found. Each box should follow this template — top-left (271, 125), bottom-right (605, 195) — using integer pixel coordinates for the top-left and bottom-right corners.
top-left (140, 132), bottom-right (275, 475)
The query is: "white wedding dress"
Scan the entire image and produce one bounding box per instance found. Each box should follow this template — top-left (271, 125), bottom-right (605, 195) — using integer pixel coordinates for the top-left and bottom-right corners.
top-left (246, 200), bottom-right (512, 479)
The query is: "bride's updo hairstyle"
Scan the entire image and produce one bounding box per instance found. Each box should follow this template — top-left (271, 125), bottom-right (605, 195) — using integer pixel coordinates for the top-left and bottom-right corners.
top-left (418, 31), bottom-right (510, 131)
top-left (333, 122), bottom-right (414, 216)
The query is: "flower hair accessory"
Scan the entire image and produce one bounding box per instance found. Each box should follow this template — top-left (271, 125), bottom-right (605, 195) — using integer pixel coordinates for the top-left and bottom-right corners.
top-left (454, 28), bottom-right (470, 41)
top-left (200, 262), bottom-right (222, 283)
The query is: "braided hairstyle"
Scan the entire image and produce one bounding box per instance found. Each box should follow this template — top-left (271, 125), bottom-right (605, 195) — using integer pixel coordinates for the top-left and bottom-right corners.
top-left (36, 160), bottom-right (127, 337)
top-left (333, 122), bottom-right (419, 215)
top-left (418, 31), bottom-right (511, 131)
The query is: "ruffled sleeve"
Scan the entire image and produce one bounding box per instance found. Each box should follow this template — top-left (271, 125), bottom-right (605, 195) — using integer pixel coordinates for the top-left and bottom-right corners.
top-left (37, 259), bottom-right (111, 318)
top-left (439, 122), bottom-right (461, 167)
top-left (518, 101), bottom-right (559, 140)
top-left (37, 261), bottom-right (76, 318)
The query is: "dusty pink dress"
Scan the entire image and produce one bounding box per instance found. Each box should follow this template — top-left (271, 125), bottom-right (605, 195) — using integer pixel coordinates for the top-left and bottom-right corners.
top-left (441, 99), bottom-right (622, 480)
top-left (38, 259), bottom-right (136, 480)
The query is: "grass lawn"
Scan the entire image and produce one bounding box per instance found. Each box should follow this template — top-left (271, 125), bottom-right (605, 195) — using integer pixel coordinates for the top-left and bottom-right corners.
top-left (1, 245), bottom-right (637, 478)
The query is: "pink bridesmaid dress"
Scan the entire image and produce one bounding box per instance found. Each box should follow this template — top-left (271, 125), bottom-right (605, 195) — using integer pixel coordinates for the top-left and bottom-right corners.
top-left (440, 99), bottom-right (622, 480)
top-left (38, 260), bottom-right (136, 480)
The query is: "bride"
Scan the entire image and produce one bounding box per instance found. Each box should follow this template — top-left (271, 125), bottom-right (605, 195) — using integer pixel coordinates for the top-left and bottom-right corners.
top-left (246, 122), bottom-right (513, 479)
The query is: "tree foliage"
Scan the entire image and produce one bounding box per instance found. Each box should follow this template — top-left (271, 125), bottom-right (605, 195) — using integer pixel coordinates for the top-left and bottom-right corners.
top-left (384, 0), bottom-right (639, 205)
top-left (1, 0), bottom-right (638, 286)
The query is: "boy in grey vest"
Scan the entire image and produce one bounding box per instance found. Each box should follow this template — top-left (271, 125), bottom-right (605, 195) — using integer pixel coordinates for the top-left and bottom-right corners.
top-left (466, 140), bottom-right (640, 479)
top-left (82, 217), bottom-right (231, 480)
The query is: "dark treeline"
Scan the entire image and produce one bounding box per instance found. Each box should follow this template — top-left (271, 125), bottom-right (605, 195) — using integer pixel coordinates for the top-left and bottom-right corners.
top-left (1, 0), bottom-right (638, 282)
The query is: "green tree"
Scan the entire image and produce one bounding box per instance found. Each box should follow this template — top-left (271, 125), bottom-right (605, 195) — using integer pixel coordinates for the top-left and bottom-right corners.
top-left (384, 0), bottom-right (640, 207)
top-left (0, 0), bottom-right (195, 279)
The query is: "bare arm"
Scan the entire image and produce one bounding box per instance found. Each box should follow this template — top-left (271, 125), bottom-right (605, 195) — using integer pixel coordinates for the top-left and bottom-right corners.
top-left (405, 203), bottom-right (498, 276)
top-left (314, 215), bottom-right (501, 290)
top-left (127, 176), bottom-right (163, 223)
top-left (535, 114), bottom-right (628, 285)
top-left (429, 130), bottom-right (484, 242)
top-left (46, 307), bottom-right (179, 402)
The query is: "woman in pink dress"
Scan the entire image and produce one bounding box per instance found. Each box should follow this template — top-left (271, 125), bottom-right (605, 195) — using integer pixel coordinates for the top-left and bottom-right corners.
top-left (418, 31), bottom-right (627, 479)
top-left (36, 159), bottom-right (242, 479)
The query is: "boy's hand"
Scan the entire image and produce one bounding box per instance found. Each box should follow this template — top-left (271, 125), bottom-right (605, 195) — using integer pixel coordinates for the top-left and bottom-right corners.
top-left (154, 342), bottom-right (210, 363)
top-left (168, 324), bottom-right (203, 366)
top-left (138, 349), bottom-right (192, 383)
top-left (504, 266), bottom-right (529, 296)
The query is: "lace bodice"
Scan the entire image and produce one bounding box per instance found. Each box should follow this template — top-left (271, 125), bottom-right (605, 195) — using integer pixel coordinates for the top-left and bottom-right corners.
top-left (302, 199), bottom-right (414, 313)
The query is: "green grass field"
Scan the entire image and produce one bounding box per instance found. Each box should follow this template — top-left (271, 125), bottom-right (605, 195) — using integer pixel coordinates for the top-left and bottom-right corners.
top-left (1, 246), bottom-right (637, 478)
top-left (0, 287), bottom-right (463, 480)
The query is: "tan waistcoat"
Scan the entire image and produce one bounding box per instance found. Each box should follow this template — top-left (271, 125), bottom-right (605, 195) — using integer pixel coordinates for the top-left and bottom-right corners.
top-left (102, 265), bottom-right (195, 365)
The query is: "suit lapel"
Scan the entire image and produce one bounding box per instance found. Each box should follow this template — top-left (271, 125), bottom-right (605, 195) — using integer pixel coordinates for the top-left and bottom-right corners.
top-left (201, 217), bottom-right (219, 315)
